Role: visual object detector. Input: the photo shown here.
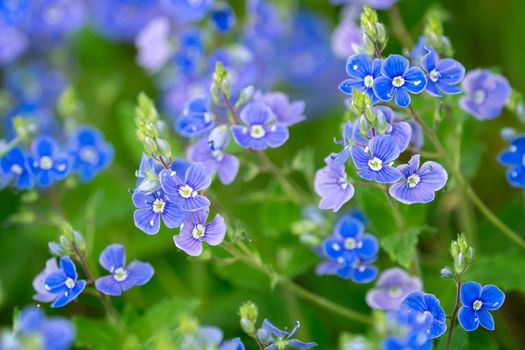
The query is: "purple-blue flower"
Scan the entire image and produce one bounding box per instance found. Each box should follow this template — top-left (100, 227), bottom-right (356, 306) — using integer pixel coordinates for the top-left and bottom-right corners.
top-left (253, 91), bottom-right (306, 126)
top-left (331, 19), bottom-right (361, 59)
top-left (159, 162), bottom-right (211, 212)
top-left (339, 53), bottom-right (383, 104)
top-left (231, 101), bottom-right (289, 150)
top-left (43, 256), bottom-right (86, 308)
top-left (28, 136), bottom-right (71, 187)
top-left (389, 155), bottom-right (448, 204)
top-left (0, 145), bottom-right (33, 189)
top-left (68, 125), bottom-right (114, 182)
top-left (33, 258), bottom-right (60, 303)
top-left (134, 154), bottom-right (190, 193)
top-left (181, 325), bottom-right (245, 350)
top-left (351, 135), bottom-right (402, 183)
top-left (136, 17), bottom-right (172, 72)
top-left (0, 20), bottom-right (28, 65)
top-left (257, 319), bottom-right (317, 349)
top-left (95, 244), bottom-right (154, 296)
top-left (400, 292), bottom-right (447, 339)
top-left (161, 0), bottom-right (214, 24)
top-left (314, 160), bottom-right (354, 212)
top-left (498, 135), bottom-right (525, 187)
top-left (373, 54), bottom-right (427, 107)
top-left (458, 281), bottom-right (505, 331)
top-left (133, 189), bottom-right (186, 234)
top-left (173, 209), bottom-right (226, 256)
top-left (420, 46), bottom-right (465, 97)
top-left (459, 69), bottom-right (511, 120)
top-left (366, 267), bottom-right (422, 311)
top-left (175, 97), bottom-right (215, 138)
top-left (211, 2), bottom-right (236, 33)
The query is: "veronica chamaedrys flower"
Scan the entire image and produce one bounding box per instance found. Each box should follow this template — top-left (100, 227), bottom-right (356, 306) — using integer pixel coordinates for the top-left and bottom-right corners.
top-left (366, 268), bottom-right (422, 311)
top-left (173, 209), bottom-right (226, 256)
top-left (458, 281), bottom-right (505, 331)
top-left (400, 292), bottom-right (447, 339)
top-left (159, 162), bottom-right (211, 211)
top-left (0, 21), bottom-right (28, 65)
top-left (43, 256), bottom-right (86, 308)
top-left (175, 96), bottom-right (215, 138)
top-left (331, 19), bottom-right (361, 59)
top-left (373, 54), bottom-right (427, 107)
top-left (231, 101), bottom-right (289, 150)
top-left (389, 155), bottom-right (448, 204)
top-left (28, 136), bottom-right (71, 187)
top-left (459, 69), bottom-right (511, 120)
top-left (134, 154), bottom-right (190, 193)
top-left (136, 17), bottom-right (172, 72)
top-left (33, 258), bottom-right (60, 303)
top-left (339, 53), bottom-right (383, 104)
top-left (0, 146), bottom-right (33, 189)
top-left (161, 0), bottom-right (214, 24)
top-left (257, 319), bottom-right (317, 349)
top-left (95, 244), bottom-right (154, 296)
top-left (253, 91), bottom-right (306, 126)
top-left (314, 160), bottom-right (354, 212)
top-left (420, 46), bottom-right (465, 97)
top-left (133, 189), bottom-right (186, 234)
top-left (211, 2), bottom-right (236, 33)
top-left (498, 135), bottom-right (525, 187)
top-left (68, 126), bottom-right (114, 182)
top-left (351, 135), bottom-right (402, 183)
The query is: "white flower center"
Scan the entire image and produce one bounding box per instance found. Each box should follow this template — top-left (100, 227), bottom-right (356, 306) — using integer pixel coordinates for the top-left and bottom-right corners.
top-left (250, 125), bottom-right (266, 139)
top-left (152, 198), bottom-right (166, 213)
top-left (364, 75), bottom-right (374, 88)
top-left (392, 76), bottom-right (405, 87)
top-left (344, 238), bottom-right (356, 250)
top-left (388, 286), bottom-right (402, 298)
top-left (474, 90), bottom-right (485, 105)
top-left (80, 146), bottom-right (99, 164)
top-left (114, 267), bottom-right (128, 282)
top-left (10, 164), bottom-right (23, 175)
top-left (212, 149), bottom-right (224, 162)
top-left (407, 174), bottom-right (421, 188)
top-left (179, 184), bottom-right (195, 198)
top-left (192, 224), bottom-right (206, 239)
top-left (65, 277), bottom-right (75, 289)
top-left (40, 156), bottom-right (54, 170)
top-left (429, 69), bottom-right (440, 82)
top-left (368, 157), bottom-right (383, 171)
top-left (331, 242), bottom-right (341, 251)
top-left (473, 299), bottom-right (483, 311)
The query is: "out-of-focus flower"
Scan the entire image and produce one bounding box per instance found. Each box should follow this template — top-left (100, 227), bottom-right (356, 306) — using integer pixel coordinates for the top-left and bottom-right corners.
top-left (366, 267), bottom-right (422, 310)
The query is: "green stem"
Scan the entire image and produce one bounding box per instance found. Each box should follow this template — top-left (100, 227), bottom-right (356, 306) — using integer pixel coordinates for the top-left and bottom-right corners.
top-left (0, 136), bottom-right (21, 158)
top-left (444, 277), bottom-right (462, 350)
top-left (387, 5), bottom-right (414, 48)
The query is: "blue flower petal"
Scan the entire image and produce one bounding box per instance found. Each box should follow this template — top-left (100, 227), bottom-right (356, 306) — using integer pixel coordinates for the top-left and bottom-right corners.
top-left (134, 208), bottom-right (161, 234)
top-left (437, 82), bottom-right (462, 95)
top-left (99, 244), bottom-right (126, 272)
top-left (261, 319), bottom-right (288, 338)
top-left (185, 163), bottom-right (211, 191)
top-left (403, 67), bottom-right (427, 94)
top-left (388, 121), bottom-right (412, 152)
top-left (461, 281), bottom-right (482, 306)
top-left (458, 306), bottom-right (479, 331)
top-left (181, 195), bottom-right (210, 211)
top-left (174, 232), bottom-right (203, 256)
top-left (231, 125), bottom-right (252, 149)
top-left (358, 234), bottom-right (379, 259)
top-left (425, 81), bottom-right (442, 97)
top-left (239, 101), bottom-right (273, 126)
top-left (122, 261), bottom-right (154, 291)
top-left (369, 135), bottom-right (400, 163)
top-left (44, 270), bottom-right (67, 294)
top-left (265, 123), bottom-right (289, 148)
top-left (346, 53), bottom-right (373, 78)
top-left (159, 169), bottom-right (185, 195)
top-left (436, 58), bottom-right (465, 85)
top-left (351, 264), bottom-right (377, 283)
top-left (480, 285), bottom-right (505, 310)
top-left (287, 339), bottom-right (317, 349)
top-left (375, 166), bottom-right (402, 183)
top-left (95, 275), bottom-right (122, 296)
top-left (60, 257), bottom-right (78, 280)
top-left (373, 76), bottom-right (395, 101)
top-left (204, 214), bottom-right (226, 246)
top-left (339, 78), bottom-right (365, 94)
top-left (477, 310), bottom-right (495, 330)
top-left (420, 46), bottom-right (438, 72)
top-left (162, 202), bottom-right (186, 228)
top-left (350, 145), bottom-right (370, 169)
top-left (395, 88), bottom-right (411, 107)
top-left (335, 216), bottom-right (363, 239)
top-left (381, 54), bottom-right (409, 79)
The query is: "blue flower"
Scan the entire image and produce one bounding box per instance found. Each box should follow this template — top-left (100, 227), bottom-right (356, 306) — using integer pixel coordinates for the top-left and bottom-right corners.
top-left (339, 53), bottom-right (383, 104)
top-left (231, 101), bottom-right (289, 150)
top-left (159, 162), bottom-right (211, 211)
top-left (498, 135), bottom-right (525, 187)
top-left (135, 17), bottom-right (173, 72)
top-left (173, 209), bottom-right (226, 256)
top-left (253, 91), bottom-right (306, 126)
top-left (400, 292), bottom-right (447, 339)
top-left (0, 20), bottom-right (28, 66)
top-left (43, 256), bottom-right (86, 308)
top-left (175, 97), bottom-right (215, 138)
top-left (211, 2), bottom-right (236, 33)
top-left (373, 54), bottom-right (427, 107)
top-left (28, 136), bottom-right (71, 187)
top-left (336, 257), bottom-right (378, 283)
top-left (459, 69), bottom-right (511, 120)
top-left (257, 319), bottom-right (317, 349)
top-left (389, 155), bottom-right (448, 204)
top-left (33, 258), bottom-right (60, 303)
top-left (162, 0), bottom-right (214, 24)
top-left (181, 325), bottom-right (245, 350)
top-left (134, 154), bottom-right (190, 193)
top-left (133, 189), bottom-right (186, 234)
top-left (420, 46), bottom-right (465, 97)
top-left (351, 135), bottom-right (402, 183)
top-left (95, 244), bottom-right (154, 296)
top-left (0, 145), bottom-right (33, 189)
top-left (220, 338), bottom-right (245, 350)
top-left (382, 306), bottom-right (433, 350)
top-left (68, 126), bottom-right (114, 182)
top-left (314, 159), bottom-right (354, 212)
top-left (458, 281), bottom-right (505, 331)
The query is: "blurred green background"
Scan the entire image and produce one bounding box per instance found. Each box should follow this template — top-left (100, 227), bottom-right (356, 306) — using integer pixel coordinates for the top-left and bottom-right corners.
top-left (1, 0), bottom-right (525, 349)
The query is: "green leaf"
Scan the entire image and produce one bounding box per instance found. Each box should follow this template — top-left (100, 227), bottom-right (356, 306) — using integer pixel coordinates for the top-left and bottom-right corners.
top-left (380, 226), bottom-right (436, 269)
top-left (466, 250), bottom-right (525, 293)
top-left (72, 317), bottom-right (122, 349)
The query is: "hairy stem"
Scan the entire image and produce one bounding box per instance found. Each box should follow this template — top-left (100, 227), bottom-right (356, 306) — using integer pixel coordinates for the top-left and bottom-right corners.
top-left (444, 278), bottom-right (462, 350)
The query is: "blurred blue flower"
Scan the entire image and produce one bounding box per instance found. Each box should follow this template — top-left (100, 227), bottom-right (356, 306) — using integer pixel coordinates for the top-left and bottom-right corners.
top-left (366, 268), bottom-right (422, 311)
top-left (373, 54), bottom-right (427, 107)
top-left (231, 101), bottom-right (289, 150)
top-left (133, 188), bottom-right (186, 234)
top-left (134, 153), bottom-right (189, 193)
top-left (136, 17), bottom-right (173, 72)
top-left (389, 154), bottom-right (448, 204)
top-left (159, 162), bottom-right (211, 211)
top-left (28, 136), bottom-right (71, 187)
top-left (331, 18), bottom-right (361, 59)
top-left (173, 209), bottom-right (226, 256)
top-left (498, 135), bottom-right (525, 187)
top-left (458, 281), bottom-right (505, 331)
top-left (211, 2), bottom-right (236, 33)
top-left (161, 0), bottom-right (214, 24)
top-left (175, 96), bottom-right (215, 138)
top-left (68, 125), bottom-right (114, 182)
top-left (331, 0), bottom-right (398, 9)
top-left (420, 46), bottom-right (465, 97)
top-left (254, 91), bottom-right (306, 126)
top-left (351, 135), bottom-right (402, 183)
top-left (95, 244), bottom-right (154, 296)
top-left (0, 145), bottom-right (34, 189)
top-left (0, 20), bottom-right (28, 65)
top-left (339, 53), bottom-right (383, 104)
top-left (258, 319), bottom-right (317, 349)
top-left (314, 159), bottom-right (354, 212)
top-left (459, 69), bottom-right (511, 120)
top-left (181, 325), bottom-right (245, 350)
top-left (400, 291), bottom-right (447, 339)
top-left (43, 256), bottom-right (86, 308)
top-left (33, 258), bottom-right (60, 303)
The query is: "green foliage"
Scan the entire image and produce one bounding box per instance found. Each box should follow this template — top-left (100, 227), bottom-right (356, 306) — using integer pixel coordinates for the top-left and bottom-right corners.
top-left (466, 250), bottom-right (525, 293)
top-left (380, 226), bottom-right (436, 269)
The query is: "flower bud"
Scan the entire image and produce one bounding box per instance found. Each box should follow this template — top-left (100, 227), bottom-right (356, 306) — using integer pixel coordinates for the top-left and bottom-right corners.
top-left (155, 138), bottom-right (172, 160)
top-left (239, 301), bottom-right (258, 335)
top-left (440, 267), bottom-right (454, 279)
top-left (208, 125), bottom-right (230, 150)
top-left (450, 234), bottom-right (473, 274)
top-left (142, 136), bottom-right (158, 155)
top-left (235, 85), bottom-right (254, 109)
top-left (13, 116), bottom-right (37, 141)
